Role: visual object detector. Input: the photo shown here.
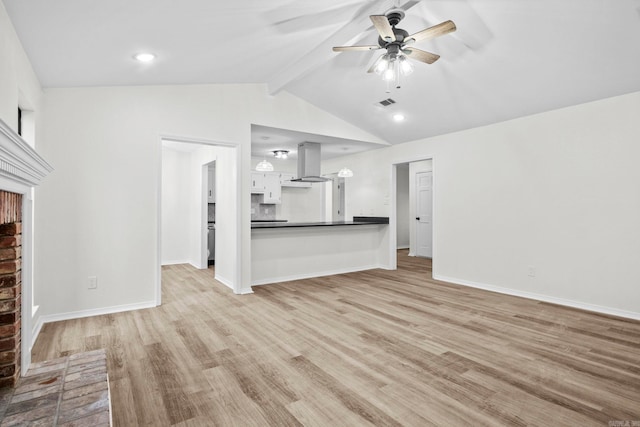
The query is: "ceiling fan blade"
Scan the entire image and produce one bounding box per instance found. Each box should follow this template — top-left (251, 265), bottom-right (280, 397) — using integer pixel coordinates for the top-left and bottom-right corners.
top-left (405, 20), bottom-right (457, 44)
top-left (403, 48), bottom-right (440, 64)
top-left (333, 45), bottom-right (380, 52)
top-left (370, 15), bottom-right (396, 42)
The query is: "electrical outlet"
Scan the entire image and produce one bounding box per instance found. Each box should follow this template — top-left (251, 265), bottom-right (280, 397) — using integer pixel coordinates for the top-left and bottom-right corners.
top-left (88, 276), bottom-right (97, 289)
top-left (527, 266), bottom-right (536, 277)
top-left (265, 208), bottom-right (270, 214)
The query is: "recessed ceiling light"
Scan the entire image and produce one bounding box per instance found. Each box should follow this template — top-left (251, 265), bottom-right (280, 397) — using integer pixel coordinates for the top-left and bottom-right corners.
top-left (134, 53), bottom-right (156, 63)
top-left (393, 113), bottom-right (405, 122)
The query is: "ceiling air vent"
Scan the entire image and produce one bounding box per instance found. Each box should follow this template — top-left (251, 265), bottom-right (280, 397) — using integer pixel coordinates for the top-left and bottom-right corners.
top-left (378, 98), bottom-right (396, 107)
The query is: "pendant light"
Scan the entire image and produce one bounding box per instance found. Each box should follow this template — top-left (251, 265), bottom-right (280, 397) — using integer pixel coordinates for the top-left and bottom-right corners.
top-left (255, 159), bottom-right (274, 172)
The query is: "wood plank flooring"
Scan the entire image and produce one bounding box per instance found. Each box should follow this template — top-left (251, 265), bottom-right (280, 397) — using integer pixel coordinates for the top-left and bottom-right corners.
top-left (32, 251), bottom-right (640, 426)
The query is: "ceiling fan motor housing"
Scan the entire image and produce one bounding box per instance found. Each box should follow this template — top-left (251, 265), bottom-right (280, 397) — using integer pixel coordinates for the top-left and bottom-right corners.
top-left (378, 28), bottom-right (408, 49)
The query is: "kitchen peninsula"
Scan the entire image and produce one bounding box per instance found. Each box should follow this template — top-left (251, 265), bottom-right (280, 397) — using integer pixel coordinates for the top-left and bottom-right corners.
top-left (251, 217), bottom-right (390, 285)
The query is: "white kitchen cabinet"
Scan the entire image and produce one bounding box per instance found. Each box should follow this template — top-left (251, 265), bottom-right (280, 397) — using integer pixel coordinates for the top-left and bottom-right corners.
top-left (207, 168), bottom-right (216, 203)
top-left (262, 172), bottom-right (281, 204)
top-left (251, 171), bottom-right (281, 203)
top-left (251, 172), bottom-right (265, 193)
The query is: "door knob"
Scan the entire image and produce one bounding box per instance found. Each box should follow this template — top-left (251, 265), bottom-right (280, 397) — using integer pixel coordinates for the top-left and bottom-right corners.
top-left (416, 217), bottom-right (420, 220)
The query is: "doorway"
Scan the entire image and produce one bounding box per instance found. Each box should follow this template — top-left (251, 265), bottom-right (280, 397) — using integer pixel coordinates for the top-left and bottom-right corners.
top-left (391, 158), bottom-right (434, 271)
top-left (158, 137), bottom-right (241, 303)
top-left (206, 161), bottom-right (216, 267)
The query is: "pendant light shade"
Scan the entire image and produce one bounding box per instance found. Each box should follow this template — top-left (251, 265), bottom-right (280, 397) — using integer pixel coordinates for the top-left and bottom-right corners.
top-left (338, 167), bottom-right (354, 178)
top-left (256, 159), bottom-right (274, 172)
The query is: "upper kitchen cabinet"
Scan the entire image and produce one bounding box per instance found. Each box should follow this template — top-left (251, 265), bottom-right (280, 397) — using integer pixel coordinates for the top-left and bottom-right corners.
top-left (262, 173), bottom-right (281, 204)
top-left (251, 171), bottom-right (281, 204)
top-left (251, 172), bottom-right (265, 193)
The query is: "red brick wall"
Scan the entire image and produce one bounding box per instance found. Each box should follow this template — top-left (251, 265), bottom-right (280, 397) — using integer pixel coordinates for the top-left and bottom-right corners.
top-left (0, 191), bottom-right (22, 388)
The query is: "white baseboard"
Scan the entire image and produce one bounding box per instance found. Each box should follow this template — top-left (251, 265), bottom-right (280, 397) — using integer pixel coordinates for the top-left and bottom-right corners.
top-left (434, 274), bottom-right (640, 321)
top-left (30, 318), bottom-right (45, 352)
top-left (236, 287), bottom-right (254, 295)
top-left (397, 245), bottom-right (410, 250)
top-left (31, 300), bottom-right (157, 349)
top-left (251, 264), bottom-right (384, 286)
top-left (160, 260), bottom-right (192, 266)
top-left (215, 274), bottom-right (234, 291)
top-left (408, 252), bottom-right (415, 257)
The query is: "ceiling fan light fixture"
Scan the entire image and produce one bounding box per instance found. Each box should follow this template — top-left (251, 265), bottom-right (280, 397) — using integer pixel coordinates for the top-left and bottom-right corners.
top-left (383, 66), bottom-right (396, 82)
top-left (256, 159), bottom-right (274, 172)
top-left (398, 55), bottom-right (413, 75)
top-left (374, 54), bottom-right (390, 75)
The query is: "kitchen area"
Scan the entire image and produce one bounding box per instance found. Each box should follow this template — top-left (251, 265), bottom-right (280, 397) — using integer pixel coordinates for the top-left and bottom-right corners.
top-left (250, 127), bottom-right (391, 286)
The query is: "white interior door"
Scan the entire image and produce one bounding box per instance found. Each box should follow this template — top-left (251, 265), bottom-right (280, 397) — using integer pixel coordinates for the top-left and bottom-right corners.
top-left (416, 171), bottom-right (433, 258)
top-left (332, 177), bottom-right (345, 221)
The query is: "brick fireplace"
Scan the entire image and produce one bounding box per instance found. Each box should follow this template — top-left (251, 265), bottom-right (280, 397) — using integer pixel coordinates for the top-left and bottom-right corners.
top-left (0, 191), bottom-right (22, 387)
top-left (0, 118), bottom-right (52, 387)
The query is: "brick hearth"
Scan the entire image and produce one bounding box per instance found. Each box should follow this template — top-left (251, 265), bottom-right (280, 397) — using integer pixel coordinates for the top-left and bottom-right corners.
top-left (0, 349), bottom-right (112, 426)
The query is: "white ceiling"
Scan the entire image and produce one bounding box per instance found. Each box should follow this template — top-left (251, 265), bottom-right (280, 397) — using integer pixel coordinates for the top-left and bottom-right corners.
top-left (251, 125), bottom-right (388, 160)
top-left (4, 0), bottom-right (640, 145)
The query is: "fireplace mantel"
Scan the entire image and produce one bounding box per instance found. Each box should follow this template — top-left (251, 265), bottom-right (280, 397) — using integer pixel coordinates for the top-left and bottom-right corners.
top-left (0, 117), bottom-right (52, 381)
top-left (0, 118), bottom-right (52, 188)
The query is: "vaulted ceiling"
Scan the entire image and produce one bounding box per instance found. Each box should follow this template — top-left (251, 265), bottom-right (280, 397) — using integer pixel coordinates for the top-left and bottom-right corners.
top-left (4, 0), bottom-right (640, 144)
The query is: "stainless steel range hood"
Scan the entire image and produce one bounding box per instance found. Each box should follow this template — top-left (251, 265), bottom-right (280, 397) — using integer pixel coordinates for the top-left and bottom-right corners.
top-left (291, 142), bottom-right (330, 182)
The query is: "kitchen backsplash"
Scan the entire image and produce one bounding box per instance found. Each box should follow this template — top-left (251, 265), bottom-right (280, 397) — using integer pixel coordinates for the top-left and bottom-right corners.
top-left (208, 203), bottom-right (215, 222)
top-left (251, 194), bottom-right (275, 221)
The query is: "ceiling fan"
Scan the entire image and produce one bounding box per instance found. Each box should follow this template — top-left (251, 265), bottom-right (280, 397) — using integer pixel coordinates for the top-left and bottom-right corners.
top-left (333, 9), bottom-right (456, 89)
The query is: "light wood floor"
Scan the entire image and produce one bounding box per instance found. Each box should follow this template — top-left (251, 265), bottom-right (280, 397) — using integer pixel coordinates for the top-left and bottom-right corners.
top-left (32, 251), bottom-right (640, 426)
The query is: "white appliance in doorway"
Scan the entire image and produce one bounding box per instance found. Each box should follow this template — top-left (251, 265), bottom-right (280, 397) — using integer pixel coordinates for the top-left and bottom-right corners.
top-left (416, 171), bottom-right (433, 258)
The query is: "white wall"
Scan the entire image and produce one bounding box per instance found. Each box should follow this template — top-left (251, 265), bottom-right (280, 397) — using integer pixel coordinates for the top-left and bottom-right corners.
top-left (34, 84), bottom-right (384, 315)
top-left (277, 186), bottom-right (324, 222)
top-left (396, 164), bottom-right (410, 249)
top-left (161, 148), bottom-right (192, 265)
top-left (0, 2), bottom-right (42, 135)
top-left (322, 149), bottom-right (390, 219)
top-left (323, 91), bottom-right (640, 318)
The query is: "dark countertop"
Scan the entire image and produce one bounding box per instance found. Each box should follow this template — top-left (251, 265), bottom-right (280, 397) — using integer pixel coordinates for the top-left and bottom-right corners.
top-left (352, 216), bottom-right (390, 224)
top-left (251, 219), bottom-right (388, 229)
